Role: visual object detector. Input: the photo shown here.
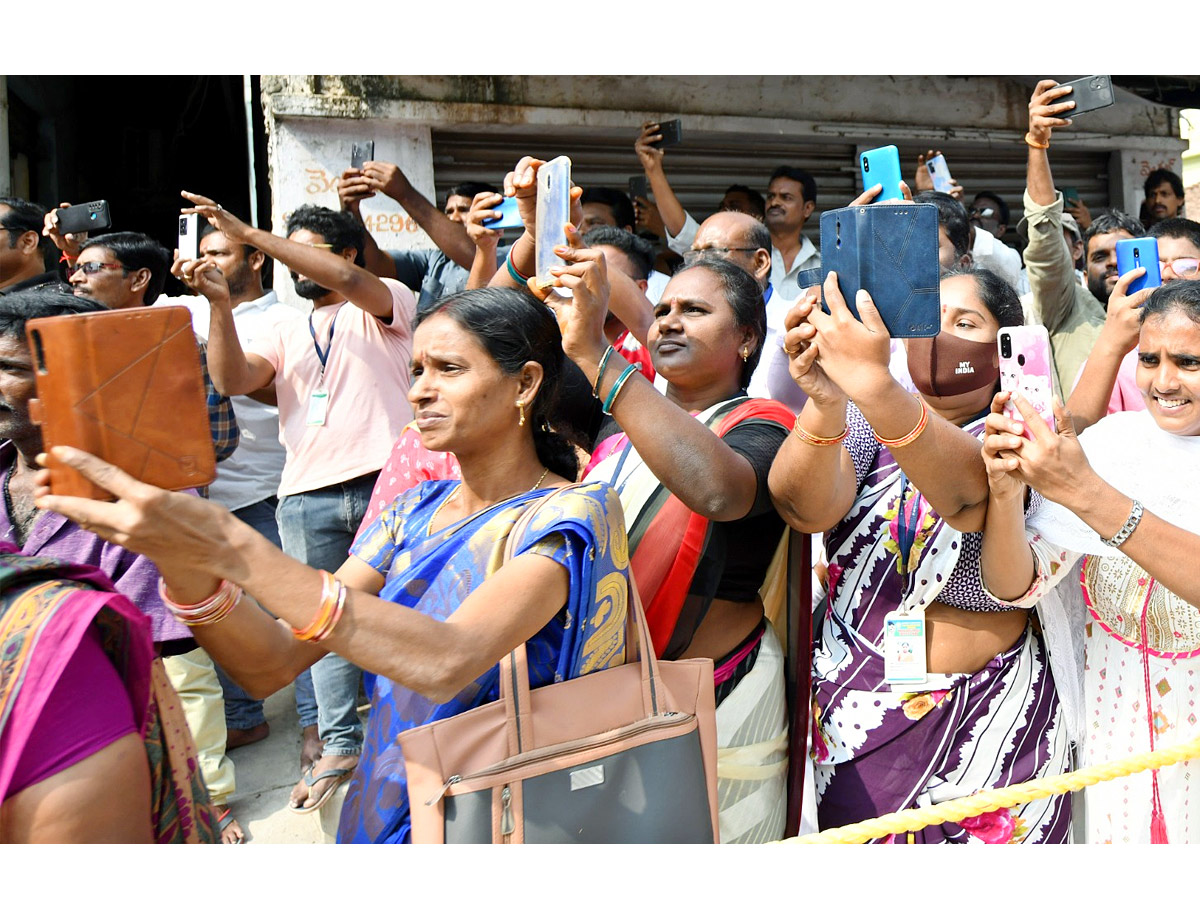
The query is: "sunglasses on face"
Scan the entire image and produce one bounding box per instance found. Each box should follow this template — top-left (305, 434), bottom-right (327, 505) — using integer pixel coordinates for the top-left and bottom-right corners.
top-left (67, 261), bottom-right (126, 276)
top-left (967, 207), bottom-right (998, 220)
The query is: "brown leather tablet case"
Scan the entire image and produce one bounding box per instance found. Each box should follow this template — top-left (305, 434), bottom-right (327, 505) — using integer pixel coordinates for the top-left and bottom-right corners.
top-left (26, 306), bottom-right (217, 500)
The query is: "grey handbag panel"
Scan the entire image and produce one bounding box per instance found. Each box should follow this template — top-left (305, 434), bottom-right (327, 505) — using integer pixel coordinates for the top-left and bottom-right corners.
top-left (444, 788), bottom-right (494, 844)
top-left (521, 730), bottom-right (713, 843)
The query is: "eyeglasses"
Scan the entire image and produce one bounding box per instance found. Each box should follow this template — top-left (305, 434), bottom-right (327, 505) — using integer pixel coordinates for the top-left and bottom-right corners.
top-left (1161, 257), bottom-right (1200, 277)
top-left (683, 247), bottom-right (759, 264)
top-left (68, 261), bottom-right (126, 276)
top-left (967, 207), bottom-right (998, 220)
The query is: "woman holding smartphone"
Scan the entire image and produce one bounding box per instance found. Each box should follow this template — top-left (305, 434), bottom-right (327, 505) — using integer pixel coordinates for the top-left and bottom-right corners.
top-left (769, 266), bottom-right (1071, 843)
top-left (982, 278), bottom-right (1200, 844)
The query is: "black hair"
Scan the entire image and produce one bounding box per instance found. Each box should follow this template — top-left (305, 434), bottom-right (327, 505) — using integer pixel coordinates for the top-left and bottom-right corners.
top-left (1083, 209), bottom-right (1145, 252)
top-left (415, 287), bottom-right (579, 480)
top-left (284, 205), bottom-right (366, 268)
top-left (580, 187), bottom-right (636, 230)
top-left (1149, 217), bottom-right (1200, 254)
top-left (1, 197), bottom-right (54, 271)
top-left (670, 257), bottom-right (767, 389)
top-left (768, 166), bottom-right (818, 206)
top-left (721, 184), bottom-right (767, 219)
top-left (1144, 169), bottom-right (1185, 200)
top-left (914, 191), bottom-right (971, 261)
top-left (582, 226), bottom-right (655, 281)
top-left (0, 284), bottom-right (106, 341)
top-left (79, 231), bottom-right (172, 305)
top-left (448, 182), bottom-right (496, 204)
top-left (972, 190), bottom-right (1010, 227)
top-left (1140, 278), bottom-right (1200, 327)
top-left (742, 217), bottom-right (772, 255)
top-left (943, 264), bottom-right (1024, 329)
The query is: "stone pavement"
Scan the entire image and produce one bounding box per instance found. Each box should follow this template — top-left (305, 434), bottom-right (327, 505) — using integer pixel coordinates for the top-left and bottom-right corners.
top-left (219, 683), bottom-right (362, 844)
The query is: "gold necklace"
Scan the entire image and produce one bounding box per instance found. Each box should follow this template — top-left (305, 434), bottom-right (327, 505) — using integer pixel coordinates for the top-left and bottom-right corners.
top-left (531, 467), bottom-right (550, 491)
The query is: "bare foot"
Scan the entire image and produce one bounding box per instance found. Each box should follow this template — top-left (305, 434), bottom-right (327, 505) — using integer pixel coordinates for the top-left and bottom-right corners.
top-left (227, 722), bottom-right (270, 750)
top-left (288, 754), bottom-right (358, 814)
top-left (215, 804), bottom-right (245, 843)
top-left (300, 724), bottom-right (323, 772)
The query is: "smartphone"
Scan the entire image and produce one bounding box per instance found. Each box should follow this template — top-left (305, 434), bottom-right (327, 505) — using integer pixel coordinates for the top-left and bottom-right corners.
top-left (860, 145), bottom-right (904, 202)
top-left (1060, 186), bottom-right (1080, 209)
top-left (998, 325), bottom-right (1055, 439)
top-left (535, 156), bottom-right (572, 298)
top-left (486, 196), bottom-right (523, 230)
top-left (351, 140), bottom-right (375, 171)
top-left (25, 307), bottom-right (216, 500)
top-left (55, 200), bottom-right (112, 235)
top-left (655, 119), bottom-right (682, 148)
top-left (1116, 237), bottom-right (1163, 294)
top-left (1057, 75), bottom-right (1114, 116)
top-left (629, 175), bottom-right (650, 202)
top-left (925, 155), bottom-right (954, 194)
top-left (178, 213), bottom-right (201, 261)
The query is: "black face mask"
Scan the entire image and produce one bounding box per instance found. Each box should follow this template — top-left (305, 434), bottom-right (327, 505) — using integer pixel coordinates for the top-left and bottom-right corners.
top-left (906, 331), bottom-right (999, 398)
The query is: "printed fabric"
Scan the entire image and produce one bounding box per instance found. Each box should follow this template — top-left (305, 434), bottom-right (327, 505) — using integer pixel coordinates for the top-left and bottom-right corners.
top-left (338, 480), bottom-right (631, 844)
top-left (810, 403), bottom-right (1071, 843)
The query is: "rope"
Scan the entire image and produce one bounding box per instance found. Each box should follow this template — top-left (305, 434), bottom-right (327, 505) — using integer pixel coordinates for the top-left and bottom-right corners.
top-left (782, 733), bottom-right (1200, 844)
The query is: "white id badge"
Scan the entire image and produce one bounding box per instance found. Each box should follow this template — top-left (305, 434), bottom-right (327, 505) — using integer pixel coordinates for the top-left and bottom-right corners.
top-left (884, 609), bottom-right (928, 686)
top-left (306, 388), bottom-right (329, 427)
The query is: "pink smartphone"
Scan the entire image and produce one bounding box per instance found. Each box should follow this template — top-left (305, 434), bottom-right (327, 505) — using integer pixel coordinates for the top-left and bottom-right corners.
top-left (998, 325), bottom-right (1055, 439)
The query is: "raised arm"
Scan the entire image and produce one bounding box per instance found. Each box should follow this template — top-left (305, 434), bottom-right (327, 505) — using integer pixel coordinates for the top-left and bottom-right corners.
top-left (463, 192), bottom-right (503, 290)
top-left (171, 256), bottom-right (276, 396)
top-left (543, 247), bottom-right (763, 521)
top-left (635, 122), bottom-right (688, 240)
top-left (180, 190), bottom-right (396, 320)
top-left (979, 393), bottom-right (1039, 599)
top-left (34, 448), bottom-right (576, 704)
top-left (767, 291), bottom-right (858, 532)
top-left (1065, 270), bottom-right (1151, 432)
top-left (361, 161), bottom-right (476, 269)
top-left (336, 167), bottom-right (399, 279)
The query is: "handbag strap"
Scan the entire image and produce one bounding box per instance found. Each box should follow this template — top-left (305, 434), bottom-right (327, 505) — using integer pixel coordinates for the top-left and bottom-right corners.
top-left (497, 485), bottom-right (663, 757)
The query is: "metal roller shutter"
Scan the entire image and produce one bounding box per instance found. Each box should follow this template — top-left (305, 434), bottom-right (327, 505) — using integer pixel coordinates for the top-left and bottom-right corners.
top-left (432, 127), bottom-right (1110, 241)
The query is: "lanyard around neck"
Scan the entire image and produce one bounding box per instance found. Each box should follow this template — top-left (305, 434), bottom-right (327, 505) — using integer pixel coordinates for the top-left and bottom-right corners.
top-left (895, 472), bottom-right (923, 578)
top-left (308, 304), bottom-right (342, 381)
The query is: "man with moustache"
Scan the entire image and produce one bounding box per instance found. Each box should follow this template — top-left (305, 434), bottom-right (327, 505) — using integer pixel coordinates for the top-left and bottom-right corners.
top-left (1143, 169), bottom-right (1186, 226)
top-left (173, 194), bottom-right (417, 815)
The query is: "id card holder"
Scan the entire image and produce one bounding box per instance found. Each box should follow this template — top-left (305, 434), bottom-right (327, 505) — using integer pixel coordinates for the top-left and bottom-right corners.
top-left (306, 388), bottom-right (329, 427)
top-left (884, 609), bottom-right (928, 686)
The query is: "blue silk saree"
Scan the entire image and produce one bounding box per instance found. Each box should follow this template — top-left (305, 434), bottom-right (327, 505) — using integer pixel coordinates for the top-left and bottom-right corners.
top-left (338, 480), bottom-right (631, 843)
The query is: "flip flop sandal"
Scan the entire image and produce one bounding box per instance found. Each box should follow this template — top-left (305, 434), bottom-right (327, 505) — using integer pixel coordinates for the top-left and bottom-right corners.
top-left (290, 765), bottom-right (356, 815)
top-left (216, 806), bottom-right (244, 844)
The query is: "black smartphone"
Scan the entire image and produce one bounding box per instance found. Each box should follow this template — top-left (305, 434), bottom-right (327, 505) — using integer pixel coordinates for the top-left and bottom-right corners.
top-left (656, 119), bottom-right (682, 148)
top-left (55, 200), bottom-right (111, 235)
top-left (1057, 75), bottom-right (1114, 116)
top-left (628, 175), bottom-right (650, 202)
top-left (351, 140), bottom-right (375, 170)
top-left (1060, 187), bottom-right (1081, 208)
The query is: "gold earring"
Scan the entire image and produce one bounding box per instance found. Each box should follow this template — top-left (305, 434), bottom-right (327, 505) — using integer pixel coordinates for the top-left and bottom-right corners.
top-left (517, 399), bottom-right (526, 427)
top-left (741, 346), bottom-right (750, 362)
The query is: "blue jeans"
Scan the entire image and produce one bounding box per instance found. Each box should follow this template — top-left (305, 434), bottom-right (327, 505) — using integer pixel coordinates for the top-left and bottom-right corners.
top-left (215, 497), bottom-right (281, 731)
top-left (276, 472), bottom-right (377, 757)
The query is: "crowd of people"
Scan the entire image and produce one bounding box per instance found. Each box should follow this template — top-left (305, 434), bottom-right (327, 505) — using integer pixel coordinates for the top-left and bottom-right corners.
top-left (0, 79), bottom-right (1198, 844)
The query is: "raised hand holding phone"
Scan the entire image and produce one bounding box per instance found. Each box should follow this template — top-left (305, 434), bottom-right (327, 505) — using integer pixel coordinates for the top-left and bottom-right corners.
top-left (998, 325), bottom-right (1055, 439)
top-left (859, 145), bottom-right (904, 202)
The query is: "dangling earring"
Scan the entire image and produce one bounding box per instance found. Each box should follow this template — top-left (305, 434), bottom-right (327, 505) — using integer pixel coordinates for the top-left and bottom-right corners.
top-left (741, 346), bottom-right (750, 362)
top-left (516, 399), bottom-right (526, 427)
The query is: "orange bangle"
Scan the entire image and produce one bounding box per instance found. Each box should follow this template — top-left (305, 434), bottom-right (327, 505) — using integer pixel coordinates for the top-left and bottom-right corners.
top-left (792, 420), bottom-right (849, 446)
top-left (292, 571), bottom-right (347, 643)
top-left (1024, 133), bottom-right (1050, 150)
top-left (873, 397), bottom-right (929, 448)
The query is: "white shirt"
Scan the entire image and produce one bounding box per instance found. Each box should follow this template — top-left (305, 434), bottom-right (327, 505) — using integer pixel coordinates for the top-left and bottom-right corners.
top-left (158, 291), bottom-right (304, 510)
top-left (971, 225), bottom-right (1027, 293)
top-left (645, 269), bottom-right (670, 304)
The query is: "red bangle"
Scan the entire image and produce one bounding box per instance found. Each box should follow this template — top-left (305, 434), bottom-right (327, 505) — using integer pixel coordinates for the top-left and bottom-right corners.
top-left (59, 251), bottom-right (78, 263)
top-left (873, 397), bottom-right (930, 448)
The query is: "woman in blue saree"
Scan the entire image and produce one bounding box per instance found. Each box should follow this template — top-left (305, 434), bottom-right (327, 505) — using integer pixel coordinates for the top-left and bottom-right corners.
top-left (33, 286), bottom-right (633, 843)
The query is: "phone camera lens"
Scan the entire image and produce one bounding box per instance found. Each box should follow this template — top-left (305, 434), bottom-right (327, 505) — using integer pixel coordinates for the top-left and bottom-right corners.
top-left (90, 213), bottom-right (97, 221)
top-left (863, 157), bottom-right (870, 173)
top-left (1000, 335), bottom-right (1011, 357)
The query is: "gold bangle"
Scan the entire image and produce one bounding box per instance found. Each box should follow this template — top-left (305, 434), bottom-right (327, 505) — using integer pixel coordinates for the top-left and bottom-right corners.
top-left (1024, 133), bottom-right (1050, 150)
top-left (873, 397), bottom-right (929, 448)
top-left (792, 420), bottom-right (849, 446)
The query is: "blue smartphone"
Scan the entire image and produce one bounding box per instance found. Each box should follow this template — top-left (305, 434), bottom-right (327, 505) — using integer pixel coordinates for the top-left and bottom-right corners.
top-left (1116, 237), bottom-right (1162, 294)
top-left (486, 196), bottom-right (523, 230)
top-left (860, 145), bottom-right (904, 202)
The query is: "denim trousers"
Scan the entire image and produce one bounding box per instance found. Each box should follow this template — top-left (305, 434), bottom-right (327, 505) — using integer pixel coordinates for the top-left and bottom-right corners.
top-left (213, 497), bottom-right (280, 732)
top-left (276, 471), bottom-right (378, 757)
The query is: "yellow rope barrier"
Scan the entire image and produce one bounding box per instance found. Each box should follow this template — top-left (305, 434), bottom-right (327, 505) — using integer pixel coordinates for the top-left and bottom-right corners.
top-left (782, 734), bottom-right (1200, 844)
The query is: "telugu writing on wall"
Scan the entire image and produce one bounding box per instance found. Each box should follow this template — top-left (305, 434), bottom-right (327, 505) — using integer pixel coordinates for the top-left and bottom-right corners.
top-left (303, 168), bottom-right (422, 234)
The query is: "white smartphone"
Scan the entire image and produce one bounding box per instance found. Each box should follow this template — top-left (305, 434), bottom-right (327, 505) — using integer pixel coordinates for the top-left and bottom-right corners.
top-left (925, 155), bottom-right (954, 194)
top-left (178, 213), bottom-right (201, 261)
top-left (535, 156), bottom-right (572, 299)
top-left (998, 325), bottom-right (1055, 440)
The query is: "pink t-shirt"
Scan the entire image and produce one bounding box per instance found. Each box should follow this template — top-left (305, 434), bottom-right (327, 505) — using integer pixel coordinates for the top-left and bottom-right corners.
top-left (355, 422), bottom-right (462, 541)
top-left (251, 280), bottom-right (417, 497)
top-left (1071, 348), bottom-right (1145, 417)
